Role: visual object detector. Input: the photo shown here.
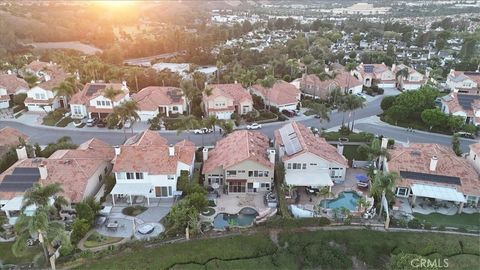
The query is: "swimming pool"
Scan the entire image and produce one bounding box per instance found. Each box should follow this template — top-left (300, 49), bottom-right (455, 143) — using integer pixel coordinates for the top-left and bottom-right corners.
top-left (212, 207), bottom-right (258, 229)
top-left (320, 191), bottom-right (361, 211)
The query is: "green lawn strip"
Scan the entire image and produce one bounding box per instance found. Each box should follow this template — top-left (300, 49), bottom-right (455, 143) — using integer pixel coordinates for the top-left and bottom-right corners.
top-left (0, 242), bottom-right (42, 265)
top-left (277, 230), bottom-right (480, 269)
top-left (446, 254), bottom-right (480, 270)
top-left (380, 115), bottom-right (453, 135)
top-left (413, 213), bottom-right (480, 230)
top-left (204, 256), bottom-right (277, 270)
top-left (81, 233), bottom-right (276, 270)
top-left (56, 116), bottom-right (73, 127)
top-left (83, 232), bottom-right (123, 248)
top-left (321, 131), bottom-right (373, 142)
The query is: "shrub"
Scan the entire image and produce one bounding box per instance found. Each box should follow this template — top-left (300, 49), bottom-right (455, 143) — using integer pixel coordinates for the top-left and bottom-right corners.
top-left (398, 219), bottom-right (407, 228)
top-left (438, 225), bottom-right (446, 231)
top-left (13, 93), bottom-right (27, 106)
top-left (13, 105), bottom-right (25, 113)
top-left (387, 138), bottom-right (395, 148)
top-left (457, 227), bottom-right (467, 233)
top-left (407, 218), bottom-right (422, 229)
top-left (380, 96), bottom-right (396, 111)
top-left (423, 222), bottom-right (432, 230)
top-left (71, 219), bottom-right (91, 244)
top-left (103, 175), bottom-right (116, 196)
top-left (377, 88), bottom-right (384, 95)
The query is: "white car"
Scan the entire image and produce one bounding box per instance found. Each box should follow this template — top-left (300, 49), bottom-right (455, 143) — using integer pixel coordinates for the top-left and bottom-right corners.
top-left (193, 128), bottom-right (213, 134)
top-left (247, 123), bottom-right (262, 130)
top-left (356, 93), bottom-right (367, 99)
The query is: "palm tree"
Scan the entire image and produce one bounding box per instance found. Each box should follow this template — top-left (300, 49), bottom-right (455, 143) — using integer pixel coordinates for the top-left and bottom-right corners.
top-left (395, 68), bottom-right (409, 89)
top-left (53, 80), bottom-right (75, 109)
top-left (286, 59), bottom-right (299, 79)
top-left (371, 172), bottom-right (399, 217)
top-left (24, 73), bottom-right (39, 88)
top-left (114, 100), bottom-right (140, 139)
top-left (180, 80), bottom-right (197, 115)
top-left (342, 95), bottom-right (365, 131)
top-left (129, 67), bottom-right (144, 92)
top-left (309, 103), bottom-right (331, 130)
top-left (219, 120), bottom-right (234, 136)
top-left (204, 115), bottom-right (218, 133)
top-left (12, 206), bottom-right (68, 269)
top-left (358, 138), bottom-right (389, 166)
top-left (216, 60), bottom-right (223, 84)
top-left (21, 183), bottom-right (64, 211)
top-left (176, 115), bottom-right (201, 135)
top-left (259, 75), bottom-right (276, 110)
top-left (356, 197), bottom-right (371, 213)
top-left (103, 86), bottom-right (122, 109)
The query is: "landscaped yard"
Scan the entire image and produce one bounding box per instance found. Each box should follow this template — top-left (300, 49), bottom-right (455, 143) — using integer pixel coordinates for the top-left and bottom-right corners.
top-left (83, 232), bottom-right (123, 248)
top-left (121, 205), bottom-right (148, 216)
top-left (321, 131), bottom-right (374, 142)
top-left (331, 144), bottom-right (368, 161)
top-left (413, 212), bottom-right (480, 231)
top-left (56, 116), bottom-right (73, 127)
top-left (0, 242), bottom-right (42, 265)
top-left (73, 230), bottom-right (480, 270)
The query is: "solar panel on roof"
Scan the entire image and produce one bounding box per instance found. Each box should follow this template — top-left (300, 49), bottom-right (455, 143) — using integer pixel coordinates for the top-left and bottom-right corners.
top-left (0, 167), bottom-right (40, 193)
top-left (400, 171), bottom-right (461, 185)
top-left (457, 95), bottom-right (480, 110)
top-left (279, 124), bottom-right (303, 155)
top-left (12, 167), bottom-right (40, 176)
top-left (86, 84), bottom-right (106, 96)
top-left (364, 65), bottom-right (374, 73)
top-left (0, 182), bottom-right (35, 192)
top-left (3, 174), bottom-right (39, 184)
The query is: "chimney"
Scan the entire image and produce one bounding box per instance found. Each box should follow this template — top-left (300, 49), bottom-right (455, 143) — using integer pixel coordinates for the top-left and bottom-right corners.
top-left (202, 147), bottom-right (209, 161)
top-left (429, 156), bottom-right (438, 171)
top-left (336, 143), bottom-right (344, 155)
top-left (44, 74), bottom-right (51, 82)
top-left (391, 64), bottom-right (396, 72)
top-left (267, 149), bottom-right (276, 164)
top-left (204, 82), bottom-right (208, 88)
top-left (381, 137), bottom-right (389, 149)
top-left (234, 80), bottom-right (238, 84)
top-left (7, 70), bottom-right (12, 75)
top-left (168, 144), bottom-right (175, 156)
top-left (16, 145), bottom-right (28, 160)
top-left (449, 69), bottom-right (455, 76)
top-left (38, 163), bottom-right (48, 180)
top-left (90, 80), bottom-right (95, 83)
top-left (114, 145), bottom-right (121, 156)
top-left (122, 80), bottom-right (127, 87)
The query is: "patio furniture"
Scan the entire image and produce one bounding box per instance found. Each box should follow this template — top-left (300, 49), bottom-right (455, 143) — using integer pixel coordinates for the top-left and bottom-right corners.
top-left (106, 222), bottom-right (119, 231)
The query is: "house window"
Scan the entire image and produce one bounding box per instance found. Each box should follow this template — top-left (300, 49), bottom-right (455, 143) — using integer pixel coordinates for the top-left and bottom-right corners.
top-left (168, 175), bottom-right (175, 180)
top-left (396, 187), bottom-right (409, 197)
top-left (105, 101), bottom-right (111, 106)
top-left (73, 106), bottom-right (82, 115)
top-left (172, 106), bottom-right (178, 111)
top-left (287, 163), bottom-right (292, 169)
top-left (238, 170), bottom-right (245, 173)
top-left (97, 101), bottom-right (101, 106)
top-left (98, 174), bottom-right (103, 182)
top-left (310, 163), bottom-right (317, 166)
top-left (226, 170), bottom-right (236, 176)
top-left (258, 171), bottom-right (264, 177)
top-left (135, 172), bottom-right (144, 179)
top-left (302, 163), bottom-right (307, 169)
top-left (264, 171), bottom-right (269, 177)
top-left (292, 163), bottom-right (302, 169)
top-left (126, 172), bottom-right (135, 180)
top-left (260, 183), bottom-right (270, 188)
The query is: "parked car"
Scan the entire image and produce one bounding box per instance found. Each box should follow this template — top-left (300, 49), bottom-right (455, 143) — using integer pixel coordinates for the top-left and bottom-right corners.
top-left (305, 186), bottom-right (320, 195)
top-left (246, 123), bottom-right (262, 130)
top-left (282, 109), bottom-right (296, 117)
top-left (86, 118), bottom-right (98, 127)
top-left (193, 128), bottom-right (213, 134)
top-left (96, 119), bottom-right (107, 128)
top-left (456, 132), bottom-right (475, 139)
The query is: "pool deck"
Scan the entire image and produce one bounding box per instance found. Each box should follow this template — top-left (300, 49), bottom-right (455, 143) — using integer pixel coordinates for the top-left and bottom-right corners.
top-left (213, 192), bottom-right (269, 215)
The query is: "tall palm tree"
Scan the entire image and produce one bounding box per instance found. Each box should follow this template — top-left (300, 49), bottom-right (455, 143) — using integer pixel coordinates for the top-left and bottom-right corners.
top-left (395, 68), bottom-right (409, 89)
top-left (342, 95), bottom-right (365, 131)
top-left (259, 75), bottom-right (276, 110)
top-left (180, 80), bottom-right (197, 115)
top-left (204, 115), bottom-right (218, 132)
top-left (216, 60), bottom-right (223, 84)
top-left (53, 80), bottom-right (75, 109)
top-left (12, 206), bottom-right (68, 269)
top-left (103, 86), bottom-right (122, 110)
top-left (176, 115), bottom-right (200, 135)
top-left (114, 100), bottom-right (140, 139)
top-left (358, 138), bottom-right (389, 165)
top-left (129, 67), bottom-right (144, 92)
top-left (310, 103), bottom-right (331, 128)
top-left (371, 172), bottom-right (399, 217)
top-left (21, 183), bottom-right (64, 211)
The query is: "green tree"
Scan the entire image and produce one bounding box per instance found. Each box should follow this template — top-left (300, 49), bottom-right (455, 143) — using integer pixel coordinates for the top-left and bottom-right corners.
top-left (380, 96), bottom-right (396, 111)
top-left (180, 80), bottom-right (197, 115)
top-left (371, 172), bottom-right (399, 217)
top-left (452, 134), bottom-right (461, 156)
top-left (447, 115), bottom-right (464, 133)
top-left (53, 79), bottom-right (76, 109)
top-left (259, 75), bottom-right (276, 110)
top-left (421, 108), bottom-right (447, 130)
top-left (103, 86), bottom-right (122, 109)
top-left (341, 95), bottom-right (365, 131)
top-left (357, 138), bottom-right (389, 164)
top-left (219, 120), bottom-right (234, 136)
top-left (21, 183), bottom-right (64, 211)
top-left (309, 103), bottom-right (331, 128)
top-left (176, 115), bottom-right (200, 135)
top-left (113, 100), bottom-right (140, 138)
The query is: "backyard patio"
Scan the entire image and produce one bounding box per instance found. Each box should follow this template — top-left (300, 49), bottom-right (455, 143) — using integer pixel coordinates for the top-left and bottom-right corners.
top-left (213, 192), bottom-right (269, 215)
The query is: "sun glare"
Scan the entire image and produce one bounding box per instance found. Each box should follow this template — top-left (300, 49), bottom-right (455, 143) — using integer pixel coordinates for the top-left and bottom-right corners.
top-left (95, 0), bottom-right (135, 7)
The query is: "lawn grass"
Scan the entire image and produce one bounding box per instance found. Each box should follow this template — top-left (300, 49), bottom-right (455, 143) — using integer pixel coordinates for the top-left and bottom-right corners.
top-left (83, 232), bottom-right (123, 248)
top-left (56, 116), bottom-right (73, 127)
top-left (413, 212), bottom-right (480, 230)
top-left (380, 115), bottom-right (453, 135)
top-left (0, 242), bottom-right (42, 265)
top-left (74, 230), bottom-right (480, 270)
top-left (331, 144), bottom-right (368, 161)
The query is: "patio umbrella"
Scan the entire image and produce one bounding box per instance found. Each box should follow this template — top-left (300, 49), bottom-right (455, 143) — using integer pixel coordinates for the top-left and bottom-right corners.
top-left (356, 174), bottom-right (368, 183)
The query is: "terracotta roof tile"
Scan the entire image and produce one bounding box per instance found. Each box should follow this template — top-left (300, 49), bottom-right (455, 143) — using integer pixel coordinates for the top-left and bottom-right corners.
top-left (251, 80), bottom-right (300, 106)
top-left (0, 127), bottom-right (28, 147)
top-left (203, 83), bottom-right (252, 104)
top-left (388, 143), bottom-right (480, 197)
top-left (113, 130), bottom-right (194, 175)
top-left (70, 83), bottom-right (127, 105)
top-left (133, 86), bottom-right (184, 111)
top-left (0, 74), bottom-right (29, 95)
top-left (203, 130), bottom-right (273, 174)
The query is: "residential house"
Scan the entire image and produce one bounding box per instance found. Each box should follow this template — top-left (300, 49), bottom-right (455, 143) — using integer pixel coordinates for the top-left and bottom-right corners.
top-left (0, 74), bottom-right (29, 109)
top-left (446, 70), bottom-right (480, 95)
top-left (467, 143), bottom-right (480, 174)
top-left (392, 64), bottom-right (427, 90)
top-left (299, 72), bottom-right (362, 100)
top-left (202, 130), bottom-right (275, 193)
top-left (440, 93), bottom-right (480, 126)
top-left (70, 82), bottom-right (130, 119)
top-left (202, 83), bottom-right (253, 119)
top-left (24, 61), bottom-right (67, 112)
top-left (0, 138), bottom-right (114, 224)
top-left (386, 143), bottom-right (480, 211)
top-left (132, 86), bottom-right (186, 121)
top-left (0, 127), bottom-right (28, 157)
top-left (250, 80), bottom-right (301, 111)
top-left (274, 121), bottom-right (348, 190)
top-left (111, 130), bottom-right (195, 203)
top-left (353, 63), bottom-right (396, 88)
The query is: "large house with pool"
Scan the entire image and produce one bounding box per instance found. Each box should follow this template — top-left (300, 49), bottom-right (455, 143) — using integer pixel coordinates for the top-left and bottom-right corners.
top-left (111, 130), bottom-right (195, 203)
top-left (202, 130), bottom-right (275, 194)
top-left (274, 121), bottom-right (348, 191)
top-left (386, 143), bottom-right (480, 213)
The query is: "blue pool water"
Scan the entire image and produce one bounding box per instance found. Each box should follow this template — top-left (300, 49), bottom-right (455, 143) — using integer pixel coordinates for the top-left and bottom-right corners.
top-left (213, 208), bottom-right (258, 229)
top-left (320, 191), bottom-right (361, 211)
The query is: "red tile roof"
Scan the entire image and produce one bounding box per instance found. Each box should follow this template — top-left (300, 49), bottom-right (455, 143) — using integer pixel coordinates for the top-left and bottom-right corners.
top-left (0, 127), bottom-right (28, 147)
top-left (0, 74), bottom-right (28, 95)
top-left (388, 143), bottom-right (480, 197)
top-left (70, 83), bottom-right (127, 105)
top-left (133, 86), bottom-right (184, 111)
top-left (113, 130), bottom-right (195, 175)
top-left (274, 121), bottom-right (348, 166)
top-left (251, 80), bottom-right (300, 106)
top-left (203, 83), bottom-right (253, 104)
top-left (203, 130), bottom-right (273, 174)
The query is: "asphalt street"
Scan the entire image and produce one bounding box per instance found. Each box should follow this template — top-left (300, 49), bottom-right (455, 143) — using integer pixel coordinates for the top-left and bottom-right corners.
top-left (0, 94), bottom-right (477, 152)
